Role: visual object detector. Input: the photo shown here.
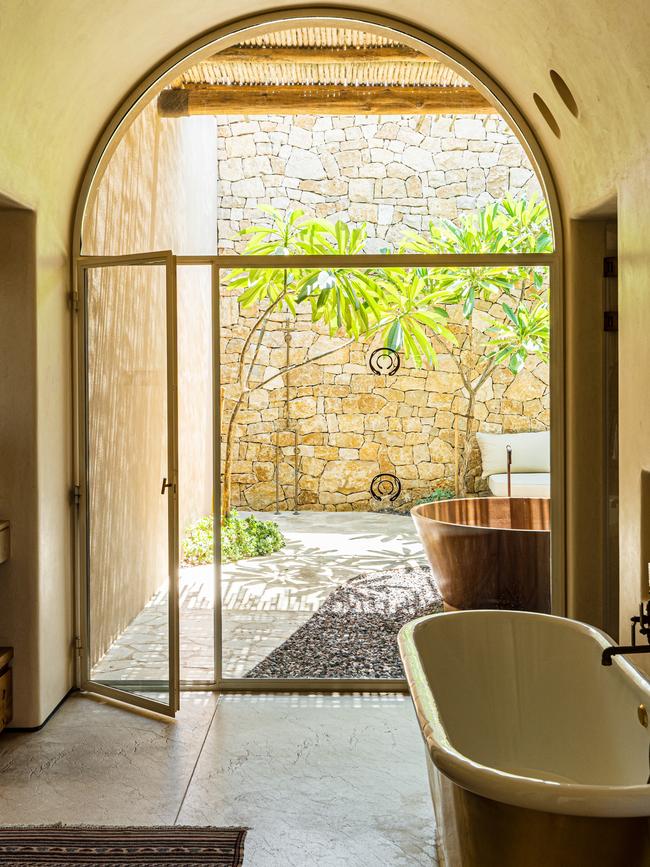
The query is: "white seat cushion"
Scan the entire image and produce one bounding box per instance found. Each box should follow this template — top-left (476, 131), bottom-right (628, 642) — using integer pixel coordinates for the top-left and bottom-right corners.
top-left (488, 472), bottom-right (550, 498)
top-left (476, 430), bottom-right (550, 478)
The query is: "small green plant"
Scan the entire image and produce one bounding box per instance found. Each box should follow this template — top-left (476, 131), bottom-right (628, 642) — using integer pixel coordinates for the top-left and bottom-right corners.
top-left (182, 511), bottom-right (286, 566)
top-left (413, 488), bottom-right (456, 507)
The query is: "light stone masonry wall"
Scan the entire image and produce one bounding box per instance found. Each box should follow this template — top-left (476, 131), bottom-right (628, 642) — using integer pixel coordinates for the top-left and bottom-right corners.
top-left (217, 113), bottom-right (549, 511)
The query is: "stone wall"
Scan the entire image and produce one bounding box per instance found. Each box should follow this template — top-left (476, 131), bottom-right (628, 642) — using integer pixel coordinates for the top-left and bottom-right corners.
top-left (221, 297), bottom-right (549, 512)
top-left (217, 112), bottom-right (550, 511)
top-left (216, 113), bottom-right (542, 251)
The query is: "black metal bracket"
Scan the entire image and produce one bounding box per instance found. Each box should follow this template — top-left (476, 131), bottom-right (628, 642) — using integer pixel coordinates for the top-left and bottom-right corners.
top-left (604, 310), bottom-right (618, 332)
top-left (368, 347), bottom-right (400, 376)
top-left (370, 473), bottom-right (402, 502)
top-left (603, 256), bottom-right (618, 278)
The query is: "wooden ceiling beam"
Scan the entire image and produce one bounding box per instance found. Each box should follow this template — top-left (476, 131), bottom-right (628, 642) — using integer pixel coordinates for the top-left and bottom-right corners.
top-left (204, 46), bottom-right (436, 65)
top-left (158, 85), bottom-right (496, 117)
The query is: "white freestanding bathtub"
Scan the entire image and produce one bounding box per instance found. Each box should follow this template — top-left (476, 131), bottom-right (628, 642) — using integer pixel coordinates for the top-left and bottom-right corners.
top-left (398, 610), bottom-right (650, 867)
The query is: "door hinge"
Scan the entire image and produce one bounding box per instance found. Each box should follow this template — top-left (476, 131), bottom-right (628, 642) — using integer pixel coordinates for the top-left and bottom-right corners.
top-left (71, 484), bottom-right (81, 507)
top-left (604, 311), bottom-right (618, 332)
top-left (604, 256), bottom-right (618, 278)
top-left (68, 291), bottom-right (79, 312)
top-left (74, 636), bottom-right (83, 656)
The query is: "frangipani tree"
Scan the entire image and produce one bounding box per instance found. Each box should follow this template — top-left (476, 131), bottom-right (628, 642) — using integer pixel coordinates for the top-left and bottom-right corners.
top-left (399, 197), bottom-right (552, 493)
top-left (222, 198), bottom-right (552, 514)
top-left (221, 207), bottom-right (454, 516)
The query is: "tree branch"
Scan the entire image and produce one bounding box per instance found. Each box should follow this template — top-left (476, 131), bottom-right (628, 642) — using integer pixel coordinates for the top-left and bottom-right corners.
top-left (432, 333), bottom-right (473, 394)
top-left (245, 316), bottom-right (271, 389)
top-left (237, 291), bottom-right (286, 385)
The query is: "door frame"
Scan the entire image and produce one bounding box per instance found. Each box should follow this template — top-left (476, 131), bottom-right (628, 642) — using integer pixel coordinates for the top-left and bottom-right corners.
top-left (73, 251), bottom-right (180, 717)
top-left (177, 250), bottom-right (563, 693)
top-left (69, 6), bottom-right (567, 697)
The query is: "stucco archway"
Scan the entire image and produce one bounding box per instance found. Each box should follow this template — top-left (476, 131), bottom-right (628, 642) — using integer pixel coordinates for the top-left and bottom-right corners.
top-left (72, 8), bottom-right (565, 698)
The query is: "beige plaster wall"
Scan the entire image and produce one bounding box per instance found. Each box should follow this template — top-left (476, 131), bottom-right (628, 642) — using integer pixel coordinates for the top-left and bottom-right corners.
top-left (565, 219), bottom-right (608, 630)
top-left (83, 104), bottom-right (216, 665)
top-left (618, 165), bottom-right (650, 657)
top-left (0, 1), bottom-right (648, 720)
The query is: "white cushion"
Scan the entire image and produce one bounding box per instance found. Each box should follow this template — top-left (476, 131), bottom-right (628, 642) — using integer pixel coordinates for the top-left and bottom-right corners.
top-left (476, 430), bottom-right (550, 478)
top-left (488, 472), bottom-right (550, 498)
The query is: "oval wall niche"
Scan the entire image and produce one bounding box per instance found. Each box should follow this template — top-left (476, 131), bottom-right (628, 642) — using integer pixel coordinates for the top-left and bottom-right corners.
top-left (550, 69), bottom-right (579, 118)
top-left (533, 92), bottom-right (561, 138)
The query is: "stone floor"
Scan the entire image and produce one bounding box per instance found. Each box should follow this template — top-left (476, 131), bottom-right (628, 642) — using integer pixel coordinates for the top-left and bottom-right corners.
top-left (92, 511), bottom-right (428, 682)
top-left (0, 692), bottom-right (438, 866)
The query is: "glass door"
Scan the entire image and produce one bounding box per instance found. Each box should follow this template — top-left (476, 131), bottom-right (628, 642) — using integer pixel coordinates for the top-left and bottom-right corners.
top-left (76, 252), bottom-right (180, 716)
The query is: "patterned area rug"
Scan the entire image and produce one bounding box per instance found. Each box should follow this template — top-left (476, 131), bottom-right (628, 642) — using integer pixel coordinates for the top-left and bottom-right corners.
top-left (0, 827), bottom-right (247, 866)
top-left (246, 565), bottom-right (442, 679)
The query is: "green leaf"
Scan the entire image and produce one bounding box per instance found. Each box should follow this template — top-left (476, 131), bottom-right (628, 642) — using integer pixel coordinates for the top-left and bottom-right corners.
top-left (502, 303), bottom-right (518, 325)
top-left (386, 319), bottom-right (404, 350)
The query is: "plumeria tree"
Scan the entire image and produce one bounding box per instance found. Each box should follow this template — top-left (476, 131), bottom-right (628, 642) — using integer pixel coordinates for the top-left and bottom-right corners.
top-left (399, 197), bottom-right (552, 492)
top-left (221, 207), bottom-right (455, 516)
top-left (222, 198), bottom-right (552, 514)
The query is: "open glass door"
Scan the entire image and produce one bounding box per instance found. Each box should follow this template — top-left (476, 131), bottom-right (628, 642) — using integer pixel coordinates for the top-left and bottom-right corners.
top-left (76, 252), bottom-right (180, 716)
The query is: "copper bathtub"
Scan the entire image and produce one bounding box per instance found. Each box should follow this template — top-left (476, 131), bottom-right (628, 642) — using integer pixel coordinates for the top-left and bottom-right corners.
top-left (411, 497), bottom-right (550, 613)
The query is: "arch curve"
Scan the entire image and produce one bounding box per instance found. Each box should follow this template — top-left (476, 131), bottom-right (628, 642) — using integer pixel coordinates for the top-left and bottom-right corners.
top-left (72, 7), bottom-right (566, 620)
top-left (72, 7), bottom-right (563, 253)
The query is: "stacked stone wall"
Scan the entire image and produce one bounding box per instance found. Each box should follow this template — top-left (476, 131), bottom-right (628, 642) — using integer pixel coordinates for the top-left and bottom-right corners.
top-left (217, 112), bottom-right (550, 511)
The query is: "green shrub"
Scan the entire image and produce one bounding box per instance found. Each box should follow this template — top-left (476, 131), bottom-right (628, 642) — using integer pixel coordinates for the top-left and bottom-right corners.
top-left (182, 511), bottom-right (286, 566)
top-left (414, 487), bottom-right (455, 507)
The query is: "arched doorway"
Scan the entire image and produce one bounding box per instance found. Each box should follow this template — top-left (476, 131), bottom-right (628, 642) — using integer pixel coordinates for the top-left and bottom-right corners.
top-left (72, 10), bottom-right (563, 716)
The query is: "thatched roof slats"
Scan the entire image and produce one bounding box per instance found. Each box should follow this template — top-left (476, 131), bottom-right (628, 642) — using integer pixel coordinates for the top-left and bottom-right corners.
top-left (178, 60), bottom-right (468, 89)
top-left (164, 24), bottom-right (491, 113)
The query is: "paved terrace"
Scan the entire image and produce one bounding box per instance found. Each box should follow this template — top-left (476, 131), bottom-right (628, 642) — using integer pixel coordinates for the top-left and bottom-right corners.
top-left (92, 510), bottom-right (428, 682)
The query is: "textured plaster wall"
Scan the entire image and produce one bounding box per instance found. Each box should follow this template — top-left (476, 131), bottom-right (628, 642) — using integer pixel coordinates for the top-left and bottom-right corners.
top-left (218, 112), bottom-right (548, 510)
top-left (619, 165), bottom-right (650, 647)
top-left (0, 1), bottom-right (648, 718)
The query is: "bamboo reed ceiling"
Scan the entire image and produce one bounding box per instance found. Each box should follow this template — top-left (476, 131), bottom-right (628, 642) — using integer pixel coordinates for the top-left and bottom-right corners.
top-left (159, 26), bottom-right (497, 116)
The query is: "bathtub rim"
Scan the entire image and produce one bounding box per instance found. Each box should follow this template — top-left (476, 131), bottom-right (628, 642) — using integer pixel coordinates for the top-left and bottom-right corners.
top-left (398, 609), bottom-right (650, 818)
top-left (410, 497), bottom-right (550, 535)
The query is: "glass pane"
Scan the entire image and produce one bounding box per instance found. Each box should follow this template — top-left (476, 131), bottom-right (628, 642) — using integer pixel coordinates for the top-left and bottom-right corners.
top-left (86, 263), bottom-right (173, 703)
top-left (177, 265), bottom-right (215, 683)
top-left (218, 263), bottom-right (551, 680)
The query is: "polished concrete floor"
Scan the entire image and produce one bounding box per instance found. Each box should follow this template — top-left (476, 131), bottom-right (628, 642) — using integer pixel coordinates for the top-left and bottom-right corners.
top-left (92, 511), bottom-right (428, 682)
top-left (0, 691), bottom-right (438, 866)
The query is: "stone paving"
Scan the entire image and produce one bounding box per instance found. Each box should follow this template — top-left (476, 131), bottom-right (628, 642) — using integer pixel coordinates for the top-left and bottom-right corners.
top-left (91, 510), bottom-right (428, 682)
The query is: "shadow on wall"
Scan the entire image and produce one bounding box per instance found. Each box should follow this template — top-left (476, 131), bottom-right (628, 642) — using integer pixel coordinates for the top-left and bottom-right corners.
top-left (82, 104), bottom-right (217, 664)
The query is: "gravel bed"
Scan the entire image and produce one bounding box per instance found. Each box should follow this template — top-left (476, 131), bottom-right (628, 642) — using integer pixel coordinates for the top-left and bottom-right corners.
top-left (246, 565), bottom-right (442, 679)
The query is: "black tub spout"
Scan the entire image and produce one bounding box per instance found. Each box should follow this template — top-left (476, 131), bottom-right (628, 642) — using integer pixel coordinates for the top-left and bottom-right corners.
top-left (602, 644), bottom-right (650, 666)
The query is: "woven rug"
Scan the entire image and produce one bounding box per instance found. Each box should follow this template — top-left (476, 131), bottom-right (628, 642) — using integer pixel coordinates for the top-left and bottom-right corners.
top-left (0, 827), bottom-right (247, 866)
top-left (246, 565), bottom-right (442, 679)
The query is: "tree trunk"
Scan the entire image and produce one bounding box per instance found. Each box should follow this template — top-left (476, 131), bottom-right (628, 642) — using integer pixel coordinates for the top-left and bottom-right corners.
top-left (457, 390), bottom-right (477, 497)
top-left (222, 392), bottom-right (247, 520)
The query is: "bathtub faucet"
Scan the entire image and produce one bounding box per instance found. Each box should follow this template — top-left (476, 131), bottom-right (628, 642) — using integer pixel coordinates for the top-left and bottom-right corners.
top-left (602, 600), bottom-right (650, 665)
top-left (602, 644), bottom-right (650, 666)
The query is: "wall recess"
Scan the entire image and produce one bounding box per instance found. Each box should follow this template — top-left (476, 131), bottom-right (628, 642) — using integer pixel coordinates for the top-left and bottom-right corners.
top-left (550, 70), bottom-right (579, 117)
